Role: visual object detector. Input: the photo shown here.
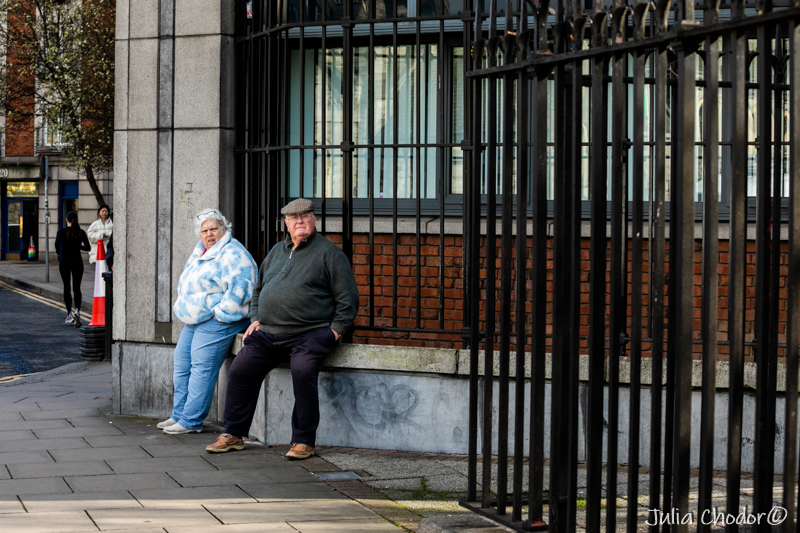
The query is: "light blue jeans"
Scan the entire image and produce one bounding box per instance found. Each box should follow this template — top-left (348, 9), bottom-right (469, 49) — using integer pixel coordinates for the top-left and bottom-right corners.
top-left (172, 317), bottom-right (250, 431)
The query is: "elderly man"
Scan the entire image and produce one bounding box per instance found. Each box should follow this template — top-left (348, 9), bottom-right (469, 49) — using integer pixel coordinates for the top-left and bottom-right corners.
top-left (206, 198), bottom-right (359, 459)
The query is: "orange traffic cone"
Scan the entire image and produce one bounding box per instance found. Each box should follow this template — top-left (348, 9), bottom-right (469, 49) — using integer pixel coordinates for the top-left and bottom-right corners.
top-left (88, 239), bottom-right (108, 327)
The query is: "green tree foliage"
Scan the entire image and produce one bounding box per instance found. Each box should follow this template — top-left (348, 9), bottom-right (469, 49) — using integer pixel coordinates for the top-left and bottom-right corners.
top-left (0, 0), bottom-right (115, 207)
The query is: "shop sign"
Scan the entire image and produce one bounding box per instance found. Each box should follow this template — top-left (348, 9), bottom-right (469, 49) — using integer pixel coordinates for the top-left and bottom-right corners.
top-left (6, 181), bottom-right (39, 197)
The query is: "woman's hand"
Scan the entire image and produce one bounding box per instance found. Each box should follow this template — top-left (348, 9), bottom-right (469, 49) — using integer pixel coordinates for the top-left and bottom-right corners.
top-left (243, 320), bottom-right (261, 339)
top-left (331, 329), bottom-right (339, 341)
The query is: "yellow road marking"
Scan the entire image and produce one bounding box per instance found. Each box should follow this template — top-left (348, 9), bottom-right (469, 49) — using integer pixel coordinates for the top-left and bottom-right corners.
top-left (0, 372), bottom-right (40, 384)
top-left (0, 280), bottom-right (93, 321)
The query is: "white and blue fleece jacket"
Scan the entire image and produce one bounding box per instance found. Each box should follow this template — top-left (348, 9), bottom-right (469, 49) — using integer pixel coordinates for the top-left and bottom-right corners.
top-left (173, 231), bottom-right (257, 325)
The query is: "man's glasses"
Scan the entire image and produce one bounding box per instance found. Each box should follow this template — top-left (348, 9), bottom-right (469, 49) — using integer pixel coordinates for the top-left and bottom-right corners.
top-left (286, 213), bottom-right (315, 222)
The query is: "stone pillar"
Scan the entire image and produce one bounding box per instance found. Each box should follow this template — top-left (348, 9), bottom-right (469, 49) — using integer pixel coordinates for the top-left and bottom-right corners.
top-left (113, 0), bottom-right (235, 416)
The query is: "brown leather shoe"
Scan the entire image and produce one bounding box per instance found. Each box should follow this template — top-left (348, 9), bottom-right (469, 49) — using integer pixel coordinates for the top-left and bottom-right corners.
top-left (205, 433), bottom-right (244, 453)
top-left (285, 443), bottom-right (315, 460)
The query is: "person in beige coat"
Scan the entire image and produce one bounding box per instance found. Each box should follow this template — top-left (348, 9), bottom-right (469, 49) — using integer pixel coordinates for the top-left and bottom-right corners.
top-left (86, 205), bottom-right (113, 264)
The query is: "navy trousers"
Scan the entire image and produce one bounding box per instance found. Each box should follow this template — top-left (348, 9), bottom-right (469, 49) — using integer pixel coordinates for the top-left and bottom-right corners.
top-left (223, 326), bottom-right (338, 446)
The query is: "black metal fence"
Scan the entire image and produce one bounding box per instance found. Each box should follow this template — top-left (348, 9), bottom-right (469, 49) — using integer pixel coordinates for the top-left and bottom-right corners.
top-left (461, 0), bottom-right (800, 531)
top-left (235, 0), bottom-right (800, 530)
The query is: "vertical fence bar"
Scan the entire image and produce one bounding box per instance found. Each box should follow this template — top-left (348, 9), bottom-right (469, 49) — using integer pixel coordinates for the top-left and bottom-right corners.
top-left (392, 20), bottom-right (399, 328)
top-left (482, 0), bottom-right (499, 509)
top-left (607, 10), bottom-right (630, 532)
top-left (566, 18), bottom-right (586, 532)
top-left (496, 7), bottom-right (516, 516)
top-left (527, 1), bottom-right (550, 521)
top-left (549, 21), bottom-right (568, 533)
top-left (586, 12), bottom-right (608, 532)
top-left (670, 12), bottom-right (698, 530)
top-left (439, 7), bottom-right (447, 332)
top-left (698, 4), bottom-right (720, 532)
top-left (753, 11), bottom-right (776, 531)
top-left (512, 1), bottom-right (529, 521)
top-left (783, 9), bottom-right (800, 531)
top-left (726, 1), bottom-right (748, 526)
top-left (416, 21), bottom-right (423, 331)
top-left (468, 9), bottom-right (484, 505)
top-left (649, 38), bottom-right (668, 533)
top-left (627, 6), bottom-right (648, 531)
top-left (369, 21), bottom-right (375, 330)
top-left (342, 5), bottom-right (353, 261)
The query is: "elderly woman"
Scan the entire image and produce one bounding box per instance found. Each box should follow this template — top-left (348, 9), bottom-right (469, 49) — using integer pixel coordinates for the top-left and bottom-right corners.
top-left (87, 205), bottom-right (113, 264)
top-left (159, 209), bottom-right (257, 435)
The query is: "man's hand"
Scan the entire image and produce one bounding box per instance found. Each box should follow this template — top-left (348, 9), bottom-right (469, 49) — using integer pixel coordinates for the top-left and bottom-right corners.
top-left (244, 321), bottom-right (261, 339)
top-left (331, 329), bottom-right (339, 341)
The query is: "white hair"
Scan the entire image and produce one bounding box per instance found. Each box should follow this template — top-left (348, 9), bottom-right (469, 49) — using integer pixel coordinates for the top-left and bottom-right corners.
top-left (195, 208), bottom-right (232, 237)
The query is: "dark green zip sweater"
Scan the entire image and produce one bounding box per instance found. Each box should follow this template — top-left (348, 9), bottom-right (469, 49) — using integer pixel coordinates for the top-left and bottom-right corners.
top-left (251, 231), bottom-right (360, 336)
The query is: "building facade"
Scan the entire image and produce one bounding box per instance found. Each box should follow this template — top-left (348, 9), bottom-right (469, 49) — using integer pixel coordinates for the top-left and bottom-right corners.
top-left (0, 0), bottom-right (114, 262)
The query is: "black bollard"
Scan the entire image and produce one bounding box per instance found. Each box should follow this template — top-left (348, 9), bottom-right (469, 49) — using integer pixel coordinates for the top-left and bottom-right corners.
top-left (102, 272), bottom-right (113, 360)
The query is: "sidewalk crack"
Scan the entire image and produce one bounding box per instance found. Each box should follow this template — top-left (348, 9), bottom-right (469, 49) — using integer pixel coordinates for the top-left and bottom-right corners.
top-left (139, 445), bottom-right (154, 458)
top-left (16, 496), bottom-right (27, 513)
top-left (104, 460), bottom-right (115, 473)
top-left (63, 477), bottom-right (75, 494)
top-left (199, 455), bottom-right (220, 470)
top-left (46, 450), bottom-right (57, 463)
top-left (165, 471), bottom-right (184, 488)
top-left (201, 504), bottom-right (225, 525)
top-left (84, 509), bottom-right (101, 531)
top-left (5, 465), bottom-right (12, 479)
top-left (128, 490), bottom-right (145, 508)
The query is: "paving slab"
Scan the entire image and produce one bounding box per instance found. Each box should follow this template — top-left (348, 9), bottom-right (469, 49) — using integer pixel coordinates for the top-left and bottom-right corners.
top-left (50, 446), bottom-right (152, 463)
top-left (0, 411), bottom-right (24, 422)
top-left (9, 460), bottom-right (114, 479)
top-left (0, 450), bottom-right (54, 465)
top-left (237, 481), bottom-right (349, 502)
top-left (19, 491), bottom-right (142, 513)
top-left (130, 485), bottom-right (256, 508)
top-left (65, 472), bottom-right (182, 493)
top-left (289, 518), bottom-right (402, 532)
top-left (139, 443), bottom-right (202, 458)
top-left (4, 419), bottom-right (74, 431)
top-left (20, 408), bottom-right (104, 421)
top-left (66, 416), bottom-right (120, 427)
top-left (5, 429), bottom-right (37, 441)
top-left (107, 456), bottom-right (219, 474)
top-left (88, 507), bottom-right (224, 530)
top-left (0, 495), bottom-right (26, 514)
top-left (0, 437), bottom-right (90, 453)
top-left (0, 477), bottom-right (72, 496)
top-left (206, 500), bottom-right (380, 524)
top-left (84, 434), bottom-right (183, 448)
top-left (170, 467), bottom-right (320, 488)
top-left (165, 524), bottom-right (296, 533)
top-left (0, 509), bottom-right (100, 532)
top-left (202, 452), bottom-right (287, 470)
top-left (36, 399), bottom-right (113, 411)
top-left (32, 425), bottom-right (126, 439)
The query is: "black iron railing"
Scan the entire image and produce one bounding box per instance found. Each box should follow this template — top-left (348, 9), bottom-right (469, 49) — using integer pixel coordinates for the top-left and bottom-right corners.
top-left (461, 0), bottom-right (800, 532)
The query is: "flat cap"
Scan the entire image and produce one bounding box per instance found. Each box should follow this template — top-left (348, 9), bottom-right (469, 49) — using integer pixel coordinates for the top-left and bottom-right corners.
top-left (281, 198), bottom-right (315, 216)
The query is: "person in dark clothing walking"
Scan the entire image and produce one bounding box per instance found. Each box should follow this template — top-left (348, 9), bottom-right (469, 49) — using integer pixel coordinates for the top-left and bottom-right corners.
top-left (55, 211), bottom-right (90, 327)
top-left (205, 198), bottom-right (360, 459)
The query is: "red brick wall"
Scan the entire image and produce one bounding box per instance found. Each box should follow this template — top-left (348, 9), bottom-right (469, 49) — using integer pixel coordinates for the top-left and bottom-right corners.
top-left (326, 233), bottom-right (788, 363)
top-left (4, 0), bottom-right (36, 157)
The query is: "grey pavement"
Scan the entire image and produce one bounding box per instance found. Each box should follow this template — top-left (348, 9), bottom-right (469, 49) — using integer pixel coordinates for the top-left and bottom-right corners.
top-left (0, 260), bottom-right (96, 312)
top-left (0, 362), bottom-right (403, 532)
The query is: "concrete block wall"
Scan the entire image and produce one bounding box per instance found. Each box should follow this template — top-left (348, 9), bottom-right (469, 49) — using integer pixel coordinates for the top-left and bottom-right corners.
top-left (111, 340), bottom-right (797, 473)
top-left (114, 0), bottom-right (235, 345)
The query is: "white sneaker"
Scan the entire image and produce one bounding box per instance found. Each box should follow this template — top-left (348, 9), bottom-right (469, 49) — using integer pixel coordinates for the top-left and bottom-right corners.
top-left (157, 418), bottom-right (177, 429)
top-left (163, 423), bottom-right (201, 435)
top-left (65, 312), bottom-right (75, 325)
